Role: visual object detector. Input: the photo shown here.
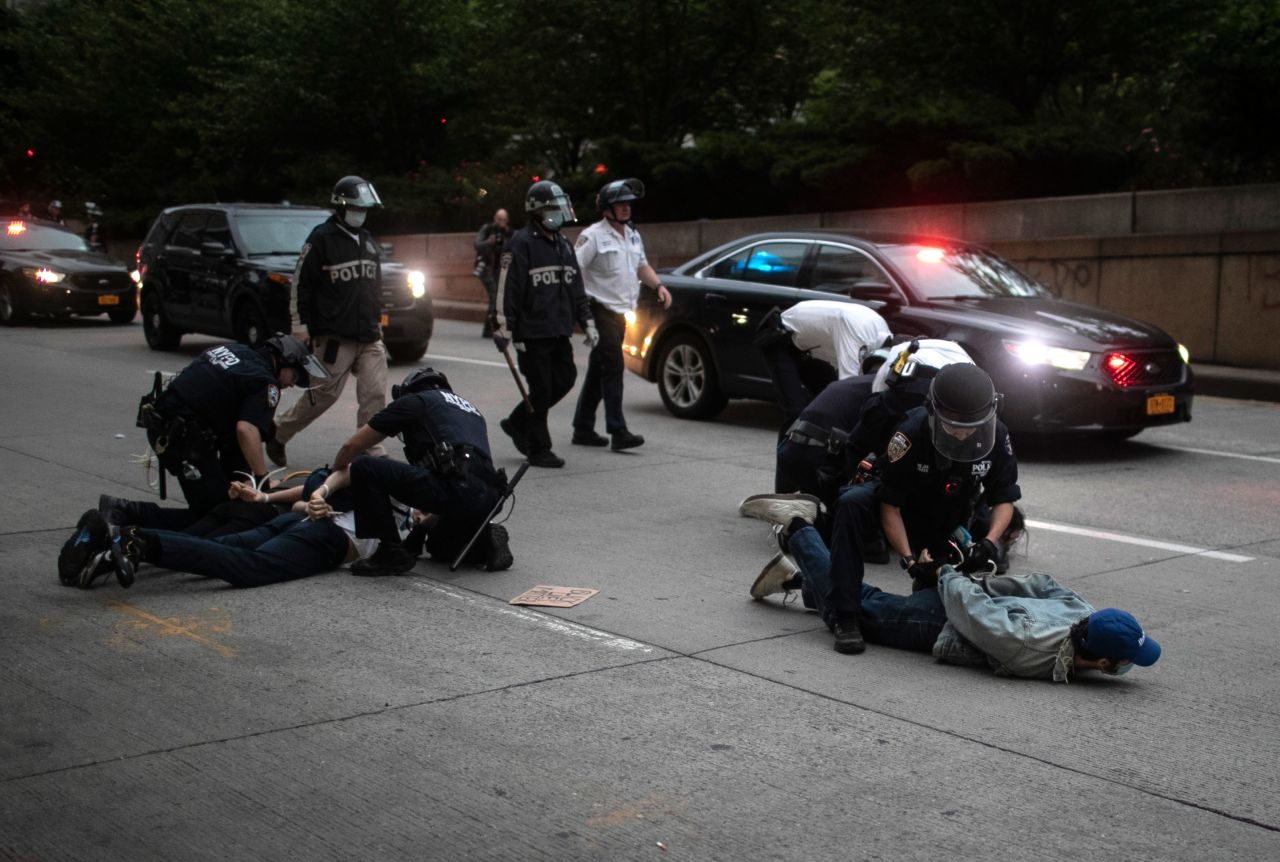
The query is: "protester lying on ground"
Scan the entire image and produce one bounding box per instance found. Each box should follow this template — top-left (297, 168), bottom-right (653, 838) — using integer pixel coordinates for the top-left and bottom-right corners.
top-left (747, 504), bottom-right (1160, 682)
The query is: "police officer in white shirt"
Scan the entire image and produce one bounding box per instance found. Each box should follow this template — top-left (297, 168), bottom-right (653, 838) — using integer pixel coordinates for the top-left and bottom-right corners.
top-left (571, 179), bottom-right (671, 450)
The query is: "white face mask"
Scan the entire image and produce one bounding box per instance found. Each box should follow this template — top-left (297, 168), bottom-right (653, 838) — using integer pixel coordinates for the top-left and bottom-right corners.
top-left (344, 209), bottom-right (367, 229)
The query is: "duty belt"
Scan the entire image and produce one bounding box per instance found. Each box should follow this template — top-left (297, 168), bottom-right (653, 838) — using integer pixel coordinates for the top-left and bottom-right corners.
top-left (784, 419), bottom-right (849, 455)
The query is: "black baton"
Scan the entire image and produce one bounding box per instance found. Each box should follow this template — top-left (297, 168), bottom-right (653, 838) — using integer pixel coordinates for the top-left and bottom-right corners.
top-left (450, 461), bottom-right (530, 571)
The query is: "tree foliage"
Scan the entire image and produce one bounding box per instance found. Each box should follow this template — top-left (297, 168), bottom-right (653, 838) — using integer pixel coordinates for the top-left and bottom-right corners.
top-left (1, 0), bottom-right (1276, 234)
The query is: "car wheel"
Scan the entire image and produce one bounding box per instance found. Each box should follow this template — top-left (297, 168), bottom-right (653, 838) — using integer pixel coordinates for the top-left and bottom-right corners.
top-left (233, 300), bottom-right (269, 345)
top-left (107, 294), bottom-right (137, 324)
top-left (0, 283), bottom-right (26, 325)
top-left (387, 340), bottom-right (430, 363)
top-left (142, 289), bottom-right (182, 350)
top-left (657, 331), bottom-right (727, 419)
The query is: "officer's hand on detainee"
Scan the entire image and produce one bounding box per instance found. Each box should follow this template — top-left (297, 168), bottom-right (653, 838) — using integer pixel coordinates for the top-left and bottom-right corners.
top-left (228, 481), bottom-right (263, 503)
top-left (960, 537), bottom-right (1004, 574)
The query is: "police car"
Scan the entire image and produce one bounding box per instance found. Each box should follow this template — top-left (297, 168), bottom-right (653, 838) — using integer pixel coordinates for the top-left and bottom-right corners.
top-left (135, 203), bottom-right (433, 361)
top-left (1, 219), bottom-right (136, 325)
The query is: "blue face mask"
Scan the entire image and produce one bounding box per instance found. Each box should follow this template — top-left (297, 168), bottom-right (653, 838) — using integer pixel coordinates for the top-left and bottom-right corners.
top-left (1104, 660), bottom-right (1134, 676)
top-left (540, 209), bottom-right (566, 231)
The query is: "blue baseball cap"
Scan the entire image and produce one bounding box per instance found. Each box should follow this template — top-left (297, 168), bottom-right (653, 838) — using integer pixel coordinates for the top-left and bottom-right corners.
top-left (1082, 609), bottom-right (1161, 667)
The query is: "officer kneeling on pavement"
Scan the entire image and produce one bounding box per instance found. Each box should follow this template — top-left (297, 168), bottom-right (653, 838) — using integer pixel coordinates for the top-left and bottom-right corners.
top-left (742, 363), bottom-right (1023, 654)
top-left (311, 368), bottom-right (514, 577)
top-left (128, 335), bottom-right (326, 531)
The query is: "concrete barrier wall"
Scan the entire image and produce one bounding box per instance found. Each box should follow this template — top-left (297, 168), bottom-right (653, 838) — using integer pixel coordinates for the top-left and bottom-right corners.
top-left (391, 183), bottom-right (1280, 368)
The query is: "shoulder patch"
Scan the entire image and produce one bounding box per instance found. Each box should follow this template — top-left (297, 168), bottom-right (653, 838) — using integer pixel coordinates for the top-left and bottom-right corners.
top-left (574, 233), bottom-right (590, 248)
top-left (887, 431), bottom-right (912, 463)
top-left (267, 384), bottom-right (280, 408)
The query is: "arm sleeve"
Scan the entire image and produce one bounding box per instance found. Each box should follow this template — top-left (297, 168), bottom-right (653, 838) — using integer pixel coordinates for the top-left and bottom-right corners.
top-left (366, 399), bottom-right (413, 438)
top-left (474, 224), bottom-right (492, 254)
top-left (565, 237), bottom-right (593, 327)
top-left (574, 227), bottom-right (598, 270)
top-left (239, 383), bottom-right (277, 437)
top-left (983, 427), bottom-right (1022, 505)
top-left (292, 237), bottom-right (324, 328)
top-left (937, 572), bottom-right (1029, 668)
top-left (494, 243), bottom-right (527, 337)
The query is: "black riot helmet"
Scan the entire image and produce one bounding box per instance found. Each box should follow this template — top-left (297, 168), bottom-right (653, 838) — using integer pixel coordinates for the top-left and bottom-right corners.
top-left (525, 180), bottom-right (575, 232)
top-left (331, 175), bottom-right (383, 210)
top-left (258, 334), bottom-right (329, 387)
top-left (597, 178), bottom-right (645, 213)
top-left (392, 367), bottom-right (452, 400)
top-left (925, 363), bottom-right (1000, 462)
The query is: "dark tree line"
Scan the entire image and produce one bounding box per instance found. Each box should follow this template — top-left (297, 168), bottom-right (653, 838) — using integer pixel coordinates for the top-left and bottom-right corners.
top-left (2, 0), bottom-right (1276, 236)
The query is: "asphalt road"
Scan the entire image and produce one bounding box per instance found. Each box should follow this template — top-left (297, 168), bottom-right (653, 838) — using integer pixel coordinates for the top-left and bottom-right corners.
top-left (2, 316), bottom-right (1278, 861)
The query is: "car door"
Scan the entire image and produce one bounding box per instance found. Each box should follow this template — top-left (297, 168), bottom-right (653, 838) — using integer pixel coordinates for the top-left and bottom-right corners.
top-left (155, 210), bottom-right (209, 328)
top-left (191, 210), bottom-right (237, 332)
top-left (800, 241), bottom-right (923, 337)
top-left (693, 239), bottom-right (812, 390)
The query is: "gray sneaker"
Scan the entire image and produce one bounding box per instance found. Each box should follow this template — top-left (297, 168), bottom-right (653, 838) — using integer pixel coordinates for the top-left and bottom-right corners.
top-left (737, 492), bottom-right (822, 528)
top-left (265, 439), bottom-right (287, 467)
top-left (750, 551), bottom-right (799, 600)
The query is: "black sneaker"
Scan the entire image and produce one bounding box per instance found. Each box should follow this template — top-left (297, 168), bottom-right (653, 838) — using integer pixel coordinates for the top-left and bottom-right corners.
top-left (350, 543), bottom-right (416, 577)
top-left (59, 509), bottom-right (109, 587)
top-left (108, 525), bottom-right (144, 588)
top-left (527, 450), bottom-right (565, 468)
top-left (484, 524), bottom-right (514, 571)
top-left (610, 430), bottom-right (645, 451)
top-left (833, 616), bottom-right (866, 654)
top-left (499, 418), bottom-right (529, 455)
top-left (97, 494), bottom-right (132, 527)
top-left (572, 429), bottom-right (609, 447)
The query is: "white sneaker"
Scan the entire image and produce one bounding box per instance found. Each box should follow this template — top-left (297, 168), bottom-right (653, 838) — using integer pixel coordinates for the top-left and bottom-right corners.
top-left (737, 492), bottom-right (822, 527)
top-left (750, 551), bottom-right (800, 600)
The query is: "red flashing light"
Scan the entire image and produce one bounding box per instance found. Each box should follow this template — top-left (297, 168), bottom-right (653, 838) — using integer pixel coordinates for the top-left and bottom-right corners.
top-left (25, 149), bottom-right (34, 158)
top-left (531, 175), bottom-right (540, 182)
top-left (439, 117), bottom-right (447, 124)
top-left (1104, 352), bottom-right (1139, 387)
top-left (6, 220), bottom-right (26, 236)
top-left (593, 163), bottom-right (608, 174)
top-left (917, 247), bottom-right (945, 264)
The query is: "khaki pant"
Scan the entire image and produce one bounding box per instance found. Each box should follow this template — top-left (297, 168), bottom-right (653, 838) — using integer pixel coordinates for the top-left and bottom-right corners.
top-left (275, 337), bottom-right (387, 455)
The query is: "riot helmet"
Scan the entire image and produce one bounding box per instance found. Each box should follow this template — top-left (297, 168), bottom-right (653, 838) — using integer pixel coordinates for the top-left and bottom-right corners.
top-left (331, 175), bottom-right (382, 229)
top-left (597, 178), bottom-right (645, 222)
top-left (525, 180), bottom-right (575, 232)
top-left (392, 367), bottom-right (452, 400)
top-left (872, 338), bottom-right (974, 393)
top-left (259, 334), bottom-right (329, 387)
top-left (925, 363), bottom-right (1000, 462)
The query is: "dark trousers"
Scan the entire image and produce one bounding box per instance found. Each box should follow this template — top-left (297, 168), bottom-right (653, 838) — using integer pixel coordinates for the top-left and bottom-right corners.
top-left (480, 274), bottom-right (496, 335)
top-left (143, 512), bottom-right (349, 588)
top-left (573, 303), bottom-right (628, 434)
top-left (507, 337), bottom-right (577, 455)
top-left (815, 482), bottom-right (882, 618)
top-left (349, 455), bottom-right (498, 560)
top-left (760, 340), bottom-right (837, 433)
top-left (141, 426), bottom-right (248, 530)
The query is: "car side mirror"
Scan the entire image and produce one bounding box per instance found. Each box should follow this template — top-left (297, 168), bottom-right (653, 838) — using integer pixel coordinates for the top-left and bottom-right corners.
top-left (849, 281), bottom-right (900, 303)
top-left (201, 240), bottom-right (232, 258)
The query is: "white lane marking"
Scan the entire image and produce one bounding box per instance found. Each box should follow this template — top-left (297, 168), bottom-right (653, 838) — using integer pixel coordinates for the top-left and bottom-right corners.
top-left (423, 353), bottom-right (507, 369)
top-left (1026, 519), bottom-right (1254, 563)
top-left (1152, 444), bottom-right (1280, 465)
top-left (413, 583), bottom-right (655, 653)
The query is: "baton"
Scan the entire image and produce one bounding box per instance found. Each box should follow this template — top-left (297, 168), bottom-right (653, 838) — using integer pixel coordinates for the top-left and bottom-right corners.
top-left (450, 461), bottom-right (530, 572)
top-left (502, 345), bottom-right (535, 414)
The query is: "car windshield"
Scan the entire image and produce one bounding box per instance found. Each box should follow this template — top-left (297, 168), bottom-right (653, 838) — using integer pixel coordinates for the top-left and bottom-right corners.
top-left (233, 211), bottom-right (329, 255)
top-left (881, 244), bottom-right (1051, 299)
top-left (2, 220), bottom-right (89, 252)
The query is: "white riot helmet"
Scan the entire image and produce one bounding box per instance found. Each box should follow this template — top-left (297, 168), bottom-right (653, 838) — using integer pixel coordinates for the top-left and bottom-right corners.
top-left (872, 339), bottom-right (974, 393)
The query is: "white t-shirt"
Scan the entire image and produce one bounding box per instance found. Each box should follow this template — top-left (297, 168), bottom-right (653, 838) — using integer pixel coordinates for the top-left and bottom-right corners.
top-left (780, 300), bottom-right (892, 379)
top-left (871, 339), bottom-right (974, 392)
top-left (574, 219), bottom-right (649, 314)
top-left (333, 511), bottom-right (378, 560)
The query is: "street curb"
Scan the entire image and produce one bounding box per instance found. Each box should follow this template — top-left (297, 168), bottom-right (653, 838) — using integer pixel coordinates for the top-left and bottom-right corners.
top-left (1193, 364), bottom-right (1280, 404)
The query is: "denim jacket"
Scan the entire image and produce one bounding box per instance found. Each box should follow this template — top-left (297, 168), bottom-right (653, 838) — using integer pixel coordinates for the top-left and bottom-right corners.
top-left (931, 570), bottom-right (1095, 683)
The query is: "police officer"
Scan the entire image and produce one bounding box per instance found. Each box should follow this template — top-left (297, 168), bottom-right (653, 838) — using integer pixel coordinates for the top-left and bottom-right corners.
top-left (270, 175), bottom-right (389, 467)
top-left (490, 180), bottom-right (596, 468)
top-left (774, 373), bottom-right (877, 507)
top-left (742, 363), bottom-right (1021, 655)
top-left (571, 178), bottom-right (671, 451)
top-left (83, 201), bottom-right (105, 252)
top-left (313, 367), bottom-right (513, 576)
top-left (45, 199), bottom-right (65, 225)
top-left (474, 208), bottom-right (511, 337)
top-left (118, 335), bottom-right (326, 533)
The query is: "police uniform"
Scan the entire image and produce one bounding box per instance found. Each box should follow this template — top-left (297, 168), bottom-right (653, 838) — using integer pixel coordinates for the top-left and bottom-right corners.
top-left (813, 405), bottom-right (1020, 629)
top-left (141, 343), bottom-right (282, 529)
top-left (493, 222), bottom-right (593, 458)
top-left (350, 388), bottom-right (504, 562)
top-left (572, 218), bottom-right (648, 437)
top-left (278, 214), bottom-right (389, 455)
top-left (775, 374), bottom-right (876, 507)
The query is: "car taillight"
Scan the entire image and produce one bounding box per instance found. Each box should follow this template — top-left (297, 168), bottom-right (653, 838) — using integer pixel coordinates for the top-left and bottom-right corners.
top-left (1104, 352), bottom-right (1139, 387)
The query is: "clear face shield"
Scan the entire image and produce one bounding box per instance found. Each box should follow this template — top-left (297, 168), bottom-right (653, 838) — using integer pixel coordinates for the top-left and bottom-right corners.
top-left (345, 182), bottom-right (382, 208)
top-left (539, 191), bottom-right (576, 231)
top-left (293, 353), bottom-right (330, 388)
top-left (929, 402), bottom-right (998, 462)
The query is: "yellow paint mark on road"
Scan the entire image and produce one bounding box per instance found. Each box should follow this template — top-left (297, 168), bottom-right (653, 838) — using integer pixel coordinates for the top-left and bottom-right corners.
top-left (108, 601), bottom-right (237, 658)
top-left (586, 795), bottom-right (678, 827)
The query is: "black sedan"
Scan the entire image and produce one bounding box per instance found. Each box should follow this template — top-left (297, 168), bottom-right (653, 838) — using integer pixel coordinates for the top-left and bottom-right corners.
top-left (623, 231), bottom-right (1193, 437)
top-left (1, 218), bottom-right (136, 325)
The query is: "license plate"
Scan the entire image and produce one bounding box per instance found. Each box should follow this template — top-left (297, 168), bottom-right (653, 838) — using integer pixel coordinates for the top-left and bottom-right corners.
top-left (1146, 393), bottom-right (1175, 416)
top-left (379, 314), bottom-right (389, 327)
top-left (98, 294), bottom-right (120, 306)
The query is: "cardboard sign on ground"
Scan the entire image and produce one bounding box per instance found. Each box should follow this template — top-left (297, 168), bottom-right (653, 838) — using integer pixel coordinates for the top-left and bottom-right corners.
top-left (509, 585), bottom-right (599, 608)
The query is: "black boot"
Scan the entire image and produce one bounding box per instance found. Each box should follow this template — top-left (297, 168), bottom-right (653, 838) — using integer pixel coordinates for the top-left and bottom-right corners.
top-left (59, 509), bottom-right (109, 587)
top-left (350, 543), bottom-right (416, 577)
top-left (833, 616), bottom-right (866, 654)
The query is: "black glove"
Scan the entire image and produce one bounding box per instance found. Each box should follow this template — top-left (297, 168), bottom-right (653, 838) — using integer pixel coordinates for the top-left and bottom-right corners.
top-left (492, 333), bottom-right (510, 353)
top-left (960, 538), bottom-right (1005, 574)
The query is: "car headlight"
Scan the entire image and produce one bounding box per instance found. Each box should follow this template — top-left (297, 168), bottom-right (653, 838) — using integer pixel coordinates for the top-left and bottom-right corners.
top-left (1003, 340), bottom-right (1090, 371)
top-left (1177, 343), bottom-right (1190, 364)
top-left (407, 270), bottom-right (426, 298)
top-left (23, 266), bottom-right (67, 284)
